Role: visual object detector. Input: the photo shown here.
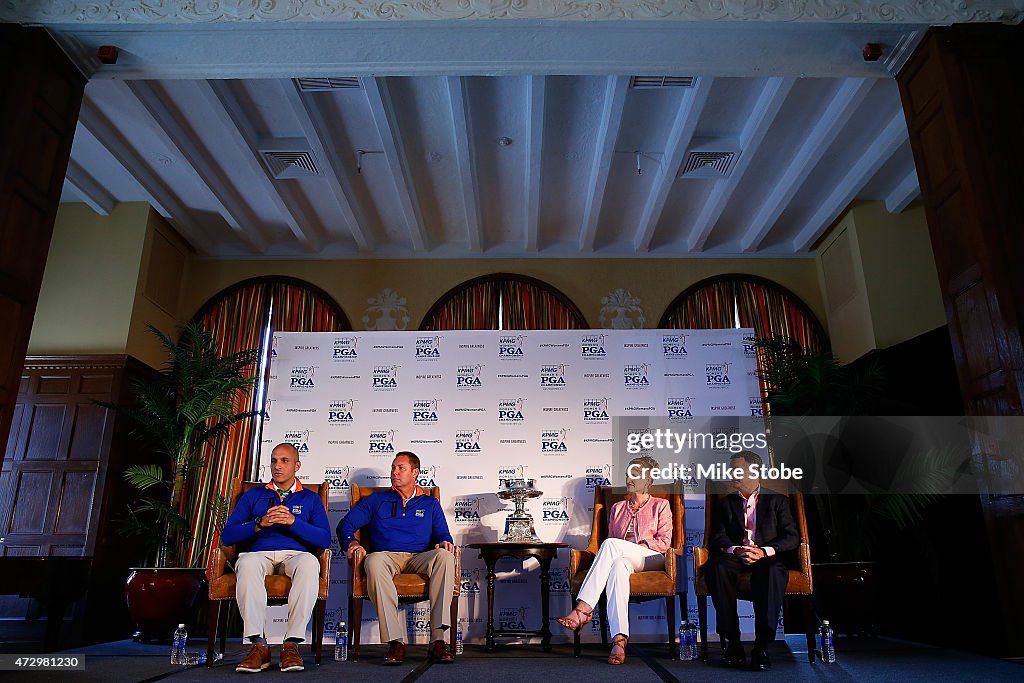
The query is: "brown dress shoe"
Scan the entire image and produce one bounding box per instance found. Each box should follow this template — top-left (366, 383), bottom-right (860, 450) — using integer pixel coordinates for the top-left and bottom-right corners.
top-left (236, 643), bottom-right (271, 673)
top-left (383, 639), bottom-right (406, 665)
top-left (429, 639), bottom-right (454, 663)
top-left (280, 641), bottom-right (304, 672)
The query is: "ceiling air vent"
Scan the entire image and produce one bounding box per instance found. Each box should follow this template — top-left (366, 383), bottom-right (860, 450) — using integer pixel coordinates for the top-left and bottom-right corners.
top-left (630, 76), bottom-right (696, 89)
top-left (294, 77), bottom-right (361, 92)
top-left (678, 138), bottom-right (740, 179)
top-left (258, 139), bottom-right (320, 179)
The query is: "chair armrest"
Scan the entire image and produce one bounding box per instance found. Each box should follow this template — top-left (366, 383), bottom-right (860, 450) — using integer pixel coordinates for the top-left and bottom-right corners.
top-left (798, 542), bottom-right (812, 589)
top-left (317, 549), bottom-right (332, 600)
top-left (452, 546), bottom-right (462, 596)
top-left (207, 546), bottom-right (227, 583)
top-left (570, 548), bottom-right (595, 577)
top-left (350, 547), bottom-right (367, 598)
top-left (692, 546), bottom-right (709, 576)
top-left (663, 547), bottom-right (677, 581)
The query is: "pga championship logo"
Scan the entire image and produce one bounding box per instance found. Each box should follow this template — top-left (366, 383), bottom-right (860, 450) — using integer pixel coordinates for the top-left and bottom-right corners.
top-left (415, 335), bottom-right (441, 361)
top-left (454, 429), bottom-right (483, 456)
top-left (416, 464), bottom-right (440, 488)
top-left (456, 364), bottom-right (485, 390)
top-left (498, 607), bottom-right (529, 631)
top-left (460, 567), bottom-right (484, 593)
top-left (453, 497), bottom-right (484, 526)
top-left (283, 430), bottom-right (312, 455)
top-left (323, 466), bottom-right (352, 493)
top-left (582, 397), bottom-right (609, 423)
top-left (497, 464), bottom-right (528, 485)
top-left (497, 398), bottom-right (526, 424)
top-left (412, 398), bottom-right (441, 424)
top-left (706, 361), bottom-right (732, 387)
top-left (549, 567), bottom-right (571, 594)
top-left (541, 497), bottom-right (570, 524)
top-left (332, 336), bottom-right (359, 361)
top-left (585, 464), bottom-right (612, 490)
top-left (662, 333), bottom-right (689, 359)
top-left (262, 399), bottom-right (275, 423)
top-left (289, 365), bottom-right (317, 391)
top-left (539, 363), bottom-right (568, 390)
top-left (581, 333), bottom-right (608, 359)
top-left (749, 396), bottom-right (764, 417)
top-left (271, 335), bottom-right (281, 359)
top-left (667, 396), bottom-right (695, 421)
top-left (368, 429), bottom-right (397, 456)
top-left (540, 428), bottom-right (569, 455)
top-left (743, 334), bottom-right (757, 358)
top-left (498, 334), bottom-right (527, 360)
top-left (324, 607), bottom-right (347, 634)
top-left (372, 365), bottom-right (400, 391)
top-left (406, 606), bottom-right (432, 634)
top-left (327, 399), bottom-right (356, 425)
top-left (623, 363), bottom-right (651, 389)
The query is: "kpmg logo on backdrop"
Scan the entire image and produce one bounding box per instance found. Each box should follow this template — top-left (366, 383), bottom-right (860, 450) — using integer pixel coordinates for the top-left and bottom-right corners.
top-left (539, 364), bottom-right (568, 390)
top-left (407, 606), bottom-right (432, 634)
top-left (623, 363), bottom-right (651, 389)
top-left (332, 336), bottom-right (359, 361)
top-left (662, 333), bottom-right (689, 359)
top-left (416, 464), bottom-right (440, 488)
top-left (541, 497), bottom-right (570, 524)
top-left (456, 364), bottom-right (485, 390)
top-left (667, 397), bottom-right (695, 421)
top-left (497, 465), bottom-right (528, 486)
top-left (460, 567), bottom-right (483, 593)
top-left (372, 365), bottom-right (400, 391)
top-left (262, 399), bottom-right (275, 423)
top-left (289, 365), bottom-right (317, 390)
top-left (743, 334), bottom-right (757, 358)
top-left (497, 398), bottom-right (527, 424)
top-left (540, 428), bottom-right (569, 455)
top-left (749, 396), bottom-right (764, 417)
top-left (454, 429), bottom-right (483, 456)
top-left (412, 399), bottom-right (441, 424)
top-left (367, 429), bottom-right (396, 455)
top-left (327, 399), bottom-right (356, 425)
top-left (580, 333), bottom-right (607, 359)
top-left (498, 607), bottom-right (528, 631)
top-left (454, 497), bottom-right (484, 526)
top-left (706, 361), bottom-right (732, 387)
top-left (323, 466), bottom-right (351, 493)
top-left (284, 430), bottom-right (312, 455)
top-left (585, 464), bottom-right (613, 490)
top-left (582, 397), bottom-right (610, 423)
top-left (415, 335), bottom-right (441, 361)
top-left (271, 335), bottom-right (281, 359)
top-left (498, 334), bottom-right (527, 360)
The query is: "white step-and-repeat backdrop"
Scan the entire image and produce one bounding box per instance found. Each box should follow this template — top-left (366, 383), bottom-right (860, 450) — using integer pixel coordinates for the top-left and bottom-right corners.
top-left (257, 328), bottom-right (772, 644)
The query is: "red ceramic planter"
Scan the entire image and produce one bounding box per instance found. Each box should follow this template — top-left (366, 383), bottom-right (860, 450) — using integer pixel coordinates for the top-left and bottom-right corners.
top-left (125, 568), bottom-right (207, 642)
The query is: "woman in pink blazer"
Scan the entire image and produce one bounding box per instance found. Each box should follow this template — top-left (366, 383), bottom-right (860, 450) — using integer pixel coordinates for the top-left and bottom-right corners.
top-left (556, 455), bottom-right (672, 664)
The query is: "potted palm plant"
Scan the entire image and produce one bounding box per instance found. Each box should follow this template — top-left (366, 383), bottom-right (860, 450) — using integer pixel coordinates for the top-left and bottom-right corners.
top-left (107, 322), bottom-right (261, 640)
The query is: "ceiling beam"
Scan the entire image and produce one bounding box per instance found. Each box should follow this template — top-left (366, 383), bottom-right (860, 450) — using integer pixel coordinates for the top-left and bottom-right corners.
top-left (524, 75), bottom-right (546, 252)
top-left (633, 77), bottom-right (714, 252)
top-left (362, 76), bottom-right (429, 252)
top-left (281, 80), bottom-right (373, 252)
top-left (578, 75), bottom-right (630, 252)
top-left (740, 77), bottom-right (874, 252)
top-left (687, 77), bottom-right (794, 251)
top-left (64, 159), bottom-right (115, 216)
top-left (445, 76), bottom-right (483, 252)
top-left (792, 110), bottom-right (909, 251)
top-left (196, 79), bottom-right (322, 252)
top-left (76, 103), bottom-right (215, 254)
top-left (122, 80), bottom-right (267, 254)
top-left (886, 166), bottom-right (920, 213)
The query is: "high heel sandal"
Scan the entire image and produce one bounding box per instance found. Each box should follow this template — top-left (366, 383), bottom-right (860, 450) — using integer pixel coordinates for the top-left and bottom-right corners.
top-left (608, 634), bottom-right (628, 665)
top-left (556, 605), bottom-right (593, 631)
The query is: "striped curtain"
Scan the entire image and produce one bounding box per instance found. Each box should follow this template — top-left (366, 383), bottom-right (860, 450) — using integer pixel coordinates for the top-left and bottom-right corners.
top-left (269, 281), bottom-right (347, 333)
top-left (422, 280), bottom-right (500, 330)
top-left (501, 279), bottom-right (586, 330)
top-left (662, 280), bottom-right (735, 329)
top-left (735, 279), bottom-right (826, 353)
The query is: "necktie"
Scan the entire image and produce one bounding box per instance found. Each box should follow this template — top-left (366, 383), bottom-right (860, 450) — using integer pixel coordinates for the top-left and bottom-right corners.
top-left (744, 499), bottom-right (756, 546)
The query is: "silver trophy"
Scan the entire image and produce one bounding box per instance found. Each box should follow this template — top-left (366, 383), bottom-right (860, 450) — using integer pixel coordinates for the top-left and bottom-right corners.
top-left (496, 478), bottom-right (543, 542)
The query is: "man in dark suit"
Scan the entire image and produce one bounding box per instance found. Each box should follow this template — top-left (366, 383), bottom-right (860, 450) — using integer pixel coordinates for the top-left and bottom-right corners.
top-left (706, 450), bottom-right (798, 672)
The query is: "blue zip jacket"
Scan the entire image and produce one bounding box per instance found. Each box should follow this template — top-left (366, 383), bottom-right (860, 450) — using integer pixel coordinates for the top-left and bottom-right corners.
top-left (337, 488), bottom-right (453, 553)
top-left (222, 484), bottom-right (331, 553)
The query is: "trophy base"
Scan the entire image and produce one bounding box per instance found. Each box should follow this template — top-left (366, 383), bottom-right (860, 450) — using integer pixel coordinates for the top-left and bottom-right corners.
top-left (501, 516), bottom-right (541, 543)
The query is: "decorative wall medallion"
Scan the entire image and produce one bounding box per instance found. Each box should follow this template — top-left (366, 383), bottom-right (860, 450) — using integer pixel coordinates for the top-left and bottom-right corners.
top-left (363, 288), bottom-right (411, 330)
top-left (599, 288), bottom-right (646, 329)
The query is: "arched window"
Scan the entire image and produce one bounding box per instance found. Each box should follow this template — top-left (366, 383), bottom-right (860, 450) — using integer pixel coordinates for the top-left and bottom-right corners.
top-left (182, 277), bottom-right (350, 567)
top-left (658, 274), bottom-right (827, 352)
top-left (420, 273), bottom-right (588, 330)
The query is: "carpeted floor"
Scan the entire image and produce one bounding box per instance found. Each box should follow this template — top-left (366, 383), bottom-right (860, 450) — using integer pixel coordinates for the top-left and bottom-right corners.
top-left (0, 635), bottom-right (1020, 682)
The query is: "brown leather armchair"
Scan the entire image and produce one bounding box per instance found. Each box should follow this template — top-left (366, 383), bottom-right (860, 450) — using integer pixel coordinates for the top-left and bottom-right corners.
top-left (568, 484), bottom-right (684, 657)
top-left (206, 481), bottom-right (332, 666)
top-left (692, 480), bottom-right (815, 663)
top-left (346, 485), bottom-right (461, 661)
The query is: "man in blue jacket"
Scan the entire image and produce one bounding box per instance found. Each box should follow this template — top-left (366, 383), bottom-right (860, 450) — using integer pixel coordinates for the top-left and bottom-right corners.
top-left (221, 442), bottom-right (331, 674)
top-left (338, 451), bottom-right (456, 665)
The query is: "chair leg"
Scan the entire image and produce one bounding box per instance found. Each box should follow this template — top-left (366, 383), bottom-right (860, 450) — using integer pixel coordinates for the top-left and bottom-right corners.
top-left (450, 596), bottom-right (459, 659)
top-left (350, 595), bottom-right (362, 662)
top-left (206, 600), bottom-right (220, 667)
top-left (220, 603), bottom-right (229, 656)
top-left (313, 598), bottom-right (326, 666)
top-left (599, 594), bottom-right (609, 647)
top-left (666, 595), bottom-right (677, 659)
top-left (802, 595), bottom-right (817, 663)
top-left (698, 595), bottom-right (709, 662)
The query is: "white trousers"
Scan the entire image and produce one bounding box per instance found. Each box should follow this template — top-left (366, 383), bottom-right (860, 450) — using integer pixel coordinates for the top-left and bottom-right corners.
top-left (235, 550), bottom-right (321, 642)
top-left (576, 538), bottom-right (664, 638)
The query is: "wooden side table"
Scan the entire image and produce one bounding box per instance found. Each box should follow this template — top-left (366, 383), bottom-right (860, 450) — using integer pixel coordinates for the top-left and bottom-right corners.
top-left (466, 542), bottom-right (569, 652)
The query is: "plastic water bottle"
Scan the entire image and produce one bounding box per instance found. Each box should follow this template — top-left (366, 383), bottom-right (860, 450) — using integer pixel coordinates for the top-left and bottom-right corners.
top-left (456, 626), bottom-right (464, 655)
top-left (820, 620), bottom-right (836, 663)
top-left (181, 651), bottom-right (207, 665)
top-left (334, 621), bottom-right (348, 662)
top-left (678, 619), bottom-right (698, 660)
top-left (686, 620), bottom-right (699, 660)
top-left (678, 620), bottom-right (687, 660)
top-left (171, 623), bottom-right (187, 665)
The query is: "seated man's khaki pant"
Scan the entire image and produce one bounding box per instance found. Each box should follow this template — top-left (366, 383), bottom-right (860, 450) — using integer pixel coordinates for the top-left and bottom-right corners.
top-left (235, 550), bottom-right (320, 642)
top-left (364, 549), bottom-right (456, 643)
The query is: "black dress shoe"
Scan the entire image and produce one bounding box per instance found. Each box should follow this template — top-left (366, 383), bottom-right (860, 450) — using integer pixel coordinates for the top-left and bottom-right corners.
top-left (750, 646), bottom-right (771, 672)
top-left (384, 640), bottom-right (406, 665)
top-left (722, 641), bottom-right (746, 668)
